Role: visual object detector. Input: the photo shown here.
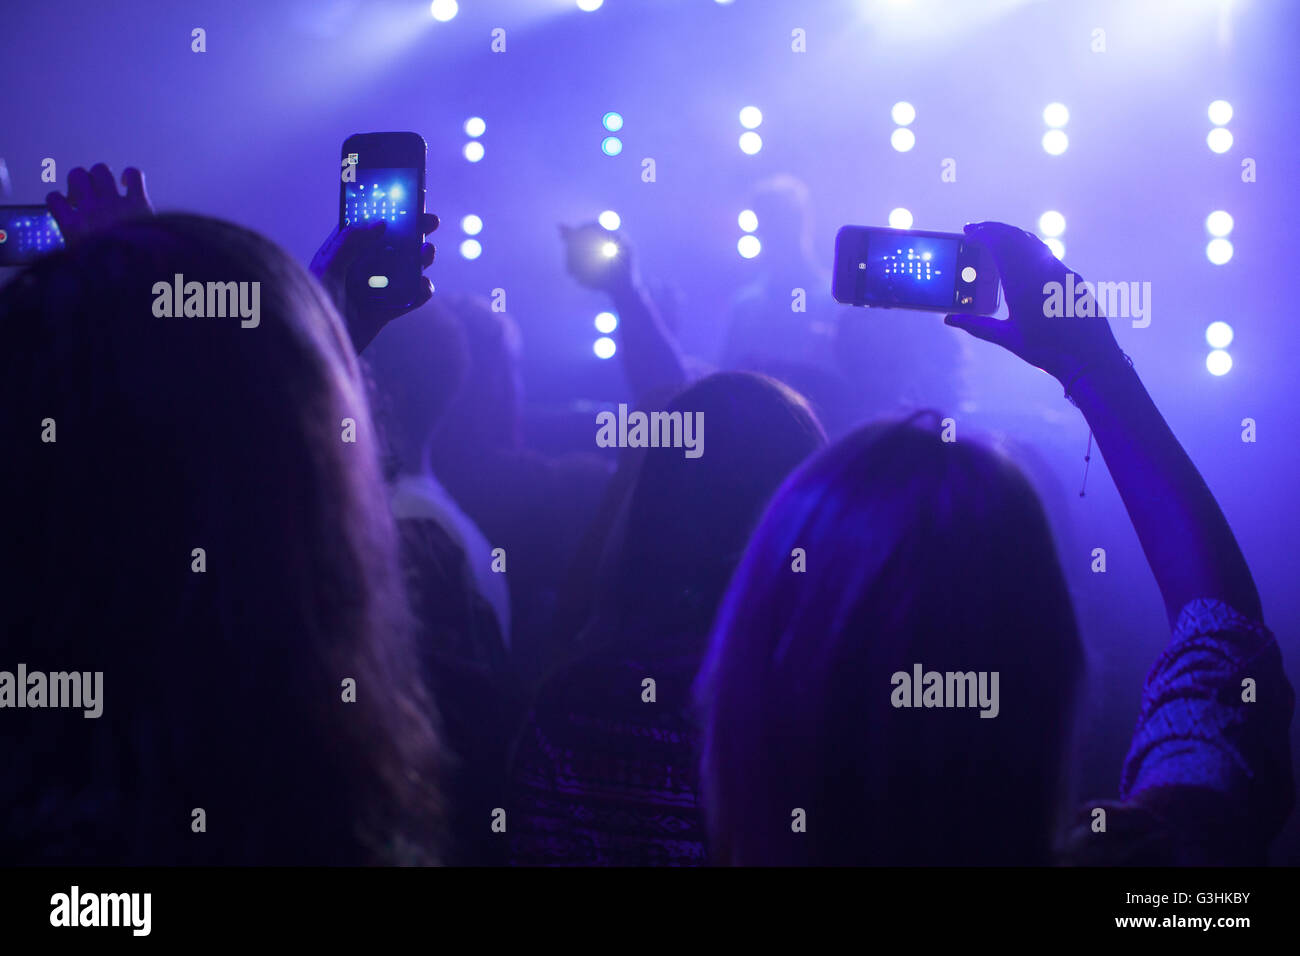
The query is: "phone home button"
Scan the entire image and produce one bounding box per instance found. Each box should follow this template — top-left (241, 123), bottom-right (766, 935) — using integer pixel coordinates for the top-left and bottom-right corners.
top-left (368, 275), bottom-right (389, 289)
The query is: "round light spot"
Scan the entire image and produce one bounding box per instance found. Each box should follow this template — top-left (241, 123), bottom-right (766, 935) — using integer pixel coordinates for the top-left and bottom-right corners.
top-left (1206, 238), bottom-right (1233, 265)
top-left (1206, 350), bottom-right (1233, 376)
top-left (1042, 129), bottom-right (1069, 155)
top-left (593, 336), bottom-right (617, 359)
top-left (1038, 210), bottom-right (1066, 237)
top-left (576, 0), bottom-right (603, 11)
top-left (464, 117), bottom-right (486, 138)
top-left (888, 207), bottom-right (913, 230)
top-left (600, 136), bottom-right (623, 156)
top-left (463, 141), bottom-right (485, 163)
top-left (1205, 210), bottom-right (1234, 237)
top-left (891, 101), bottom-right (916, 126)
top-left (430, 0), bottom-right (458, 22)
top-left (1045, 237), bottom-right (1066, 260)
top-left (1043, 102), bottom-right (1070, 128)
top-left (595, 311), bottom-right (618, 334)
top-left (739, 131), bottom-right (763, 154)
top-left (738, 209), bottom-right (758, 233)
top-left (1205, 321), bottom-right (1234, 349)
top-left (737, 234), bottom-right (761, 259)
top-left (1207, 100), bottom-right (1233, 126)
top-left (598, 210), bottom-right (621, 231)
top-left (890, 127), bottom-right (916, 152)
top-left (460, 214), bottom-right (483, 235)
top-left (459, 238), bottom-right (482, 260)
top-left (1207, 127), bottom-right (1233, 153)
top-left (739, 106), bottom-right (763, 129)
top-left (602, 111), bottom-right (624, 132)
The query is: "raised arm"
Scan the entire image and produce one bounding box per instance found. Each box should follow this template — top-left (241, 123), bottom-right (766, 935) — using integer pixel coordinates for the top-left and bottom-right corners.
top-left (945, 221), bottom-right (1260, 626)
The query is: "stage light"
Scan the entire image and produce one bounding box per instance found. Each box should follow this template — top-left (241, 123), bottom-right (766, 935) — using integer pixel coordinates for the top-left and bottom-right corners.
top-left (1038, 210), bottom-right (1066, 237)
top-left (593, 337), bottom-right (617, 359)
top-left (1206, 238), bottom-right (1233, 265)
top-left (738, 209), bottom-right (758, 232)
top-left (1205, 321), bottom-right (1234, 349)
top-left (1207, 127), bottom-right (1233, 153)
top-left (891, 101), bottom-right (916, 126)
top-left (1045, 237), bottom-right (1066, 260)
top-left (600, 241), bottom-right (619, 258)
top-left (739, 106), bottom-right (763, 129)
top-left (1208, 100), bottom-right (1233, 125)
top-left (464, 117), bottom-right (486, 138)
top-left (601, 136), bottom-right (623, 156)
top-left (1043, 102), bottom-right (1069, 128)
top-left (716, 0), bottom-right (735, 5)
top-left (739, 131), bottom-right (763, 154)
top-left (602, 111), bottom-right (624, 132)
top-left (595, 311), bottom-right (618, 334)
top-left (738, 235), bottom-right (761, 259)
top-left (576, 0), bottom-right (603, 11)
top-left (890, 127), bottom-right (915, 152)
top-left (461, 214), bottom-right (482, 236)
top-left (430, 0), bottom-right (458, 21)
top-left (463, 141), bottom-right (485, 163)
top-left (1042, 129), bottom-right (1068, 155)
top-left (598, 210), bottom-right (621, 231)
top-left (1205, 210), bottom-right (1234, 237)
top-left (888, 207), bottom-right (914, 229)
top-left (459, 238), bottom-right (482, 260)
top-left (1206, 350), bottom-right (1232, 376)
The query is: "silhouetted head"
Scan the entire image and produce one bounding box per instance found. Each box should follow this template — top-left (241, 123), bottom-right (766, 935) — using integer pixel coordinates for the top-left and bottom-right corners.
top-left (697, 414), bottom-right (1083, 865)
top-left (750, 173), bottom-right (816, 268)
top-left (0, 213), bottom-right (441, 864)
top-left (599, 372), bottom-right (826, 648)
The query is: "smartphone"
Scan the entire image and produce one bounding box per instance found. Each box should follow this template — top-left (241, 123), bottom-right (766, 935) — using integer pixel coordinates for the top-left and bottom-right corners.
top-left (339, 131), bottom-right (427, 308)
top-left (0, 205), bottom-right (64, 266)
top-left (832, 225), bottom-right (1000, 314)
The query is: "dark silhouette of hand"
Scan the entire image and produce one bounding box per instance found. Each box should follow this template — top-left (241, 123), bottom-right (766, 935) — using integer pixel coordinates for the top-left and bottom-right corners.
top-left (46, 164), bottom-right (153, 241)
top-left (560, 222), bottom-right (637, 295)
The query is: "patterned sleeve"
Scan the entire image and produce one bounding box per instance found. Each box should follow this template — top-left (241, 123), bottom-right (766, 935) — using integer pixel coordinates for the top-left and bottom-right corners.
top-left (1119, 597), bottom-right (1295, 858)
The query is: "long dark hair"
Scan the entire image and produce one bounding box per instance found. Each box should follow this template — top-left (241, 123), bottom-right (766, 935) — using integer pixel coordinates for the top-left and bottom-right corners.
top-left (0, 214), bottom-right (442, 864)
top-left (697, 414), bottom-right (1083, 864)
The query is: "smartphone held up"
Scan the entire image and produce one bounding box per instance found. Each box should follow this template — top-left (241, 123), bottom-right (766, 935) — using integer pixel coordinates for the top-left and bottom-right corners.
top-left (832, 225), bottom-right (1001, 315)
top-left (339, 131), bottom-right (427, 310)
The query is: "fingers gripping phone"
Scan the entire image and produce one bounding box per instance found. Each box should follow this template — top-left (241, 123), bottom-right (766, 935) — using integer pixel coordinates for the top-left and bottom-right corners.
top-left (339, 132), bottom-right (426, 309)
top-left (0, 205), bottom-right (64, 266)
top-left (832, 225), bottom-right (1000, 314)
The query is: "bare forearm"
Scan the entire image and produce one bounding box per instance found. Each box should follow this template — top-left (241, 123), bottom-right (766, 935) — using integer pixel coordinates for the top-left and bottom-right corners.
top-left (609, 280), bottom-right (689, 402)
top-left (1071, 356), bottom-right (1260, 625)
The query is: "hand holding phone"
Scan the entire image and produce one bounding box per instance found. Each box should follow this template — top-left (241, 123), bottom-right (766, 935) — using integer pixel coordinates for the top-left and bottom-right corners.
top-left (559, 222), bottom-right (637, 294)
top-left (832, 225), bottom-right (1001, 315)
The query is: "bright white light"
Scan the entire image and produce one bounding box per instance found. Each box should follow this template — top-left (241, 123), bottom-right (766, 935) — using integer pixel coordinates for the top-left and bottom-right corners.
top-left (1205, 321), bottom-right (1234, 349)
top-left (430, 0), bottom-right (458, 22)
top-left (464, 117), bottom-right (486, 138)
top-left (738, 131), bottom-right (763, 155)
top-left (888, 207), bottom-right (914, 230)
top-left (600, 136), bottom-right (623, 156)
top-left (1205, 210), bottom-right (1234, 237)
top-left (738, 209), bottom-right (758, 233)
top-left (1208, 100), bottom-right (1233, 126)
top-left (1206, 350), bottom-right (1232, 376)
top-left (593, 337), bottom-right (617, 359)
top-left (1042, 129), bottom-right (1069, 155)
top-left (602, 112), bottom-right (624, 132)
top-left (595, 311), bottom-right (618, 334)
top-left (598, 210), bottom-right (621, 231)
top-left (738, 234), bottom-right (761, 259)
top-left (1207, 127), bottom-right (1233, 153)
top-left (1038, 210), bottom-right (1066, 237)
top-left (891, 101), bottom-right (916, 126)
top-left (460, 214), bottom-right (482, 236)
top-left (1045, 237), bottom-right (1066, 260)
top-left (600, 241), bottom-right (619, 258)
top-left (459, 238), bottom-right (482, 260)
top-left (739, 106), bottom-right (763, 129)
top-left (1043, 102), bottom-right (1069, 128)
top-left (1206, 238), bottom-right (1233, 265)
top-left (463, 141), bottom-right (485, 163)
top-left (716, 0), bottom-right (735, 4)
top-left (890, 127), bottom-right (916, 152)
top-left (577, 0), bottom-right (603, 11)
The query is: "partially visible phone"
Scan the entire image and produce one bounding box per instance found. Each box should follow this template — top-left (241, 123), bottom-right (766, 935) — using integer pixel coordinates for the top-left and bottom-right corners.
top-left (0, 205), bottom-right (64, 266)
top-left (832, 225), bottom-right (1000, 315)
top-left (339, 131), bottom-right (427, 308)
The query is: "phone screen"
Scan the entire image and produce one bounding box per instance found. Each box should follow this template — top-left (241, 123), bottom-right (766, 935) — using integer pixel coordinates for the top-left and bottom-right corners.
top-left (863, 233), bottom-right (960, 308)
top-left (342, 170), bottom-right (419, 240)
top-left (0, 206), bottom-right (64, 266)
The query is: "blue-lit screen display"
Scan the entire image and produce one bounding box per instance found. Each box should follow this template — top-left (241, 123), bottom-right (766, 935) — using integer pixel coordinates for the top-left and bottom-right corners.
top-left (0, 209), bottom-right (63, 266)
top-left (342, 168), bottom-right (418, 238)
top-left (865, 234), bottom-right (959, 308)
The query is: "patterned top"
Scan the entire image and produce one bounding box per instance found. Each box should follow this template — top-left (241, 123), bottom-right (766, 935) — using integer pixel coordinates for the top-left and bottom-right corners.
top-left (1064, 598), bottom-right (1295, 865)
top-left (507, 637), bottom-right (707, 866)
